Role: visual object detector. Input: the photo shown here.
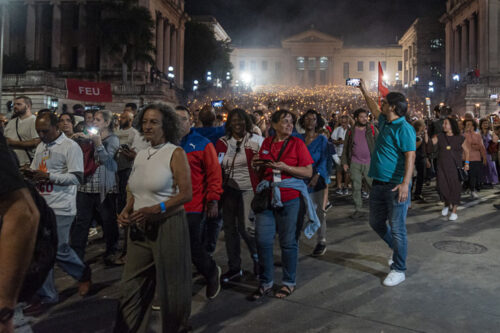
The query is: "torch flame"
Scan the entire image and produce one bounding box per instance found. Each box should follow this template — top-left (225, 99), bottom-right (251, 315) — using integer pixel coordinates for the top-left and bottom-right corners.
top-left (38, 160), bottom-right (48, 173)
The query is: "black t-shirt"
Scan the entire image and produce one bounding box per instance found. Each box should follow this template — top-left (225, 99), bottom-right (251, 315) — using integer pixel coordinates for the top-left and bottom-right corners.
top-left (0, 131), bottom-right (26, 197)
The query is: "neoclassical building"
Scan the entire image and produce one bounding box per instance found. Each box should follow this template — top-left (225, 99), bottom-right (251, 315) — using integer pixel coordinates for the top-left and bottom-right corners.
top-left (1, 0), bottom-right (187, 113)
top-left (440, 0), bottom-right (500, 115)
top-left (230, 29), bottom-right (403, 88)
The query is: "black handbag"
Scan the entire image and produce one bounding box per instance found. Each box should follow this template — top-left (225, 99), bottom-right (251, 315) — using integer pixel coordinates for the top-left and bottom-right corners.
top-left (444, 135), bottom-right (468, 182)
top-left (251, 138), bottom-right (290, 213)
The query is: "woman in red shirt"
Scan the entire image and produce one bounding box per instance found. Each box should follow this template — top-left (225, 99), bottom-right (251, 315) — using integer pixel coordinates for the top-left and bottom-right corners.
top-left (250, 110), bottom-right (314, 300)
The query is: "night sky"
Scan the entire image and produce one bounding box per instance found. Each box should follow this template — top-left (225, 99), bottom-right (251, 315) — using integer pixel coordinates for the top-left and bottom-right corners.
top-left (186, 0), bottom-right (447, 46)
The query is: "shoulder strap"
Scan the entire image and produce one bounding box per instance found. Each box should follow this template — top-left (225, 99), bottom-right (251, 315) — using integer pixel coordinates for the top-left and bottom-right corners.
top-left (275, 137), bottom-right (290, 162)
top-left (370, 124), bottom-right (375, 137)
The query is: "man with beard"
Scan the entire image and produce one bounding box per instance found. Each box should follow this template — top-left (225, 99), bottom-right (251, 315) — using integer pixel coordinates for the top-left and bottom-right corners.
top-left (341, 108), bottom-right (378, 219)
top-left (4, 96), bottom-right (40, 166)
top-left (116, 109), bottom-right (139, 214)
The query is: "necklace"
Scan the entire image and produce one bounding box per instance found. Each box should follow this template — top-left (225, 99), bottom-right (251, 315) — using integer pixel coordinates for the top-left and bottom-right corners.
top-left (147, 143), bottom-right (166, 160)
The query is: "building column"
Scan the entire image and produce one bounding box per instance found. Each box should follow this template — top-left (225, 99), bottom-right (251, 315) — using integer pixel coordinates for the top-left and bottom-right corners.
top-left (25, 0), bottom-right (36, 62)
top-left (177, 25), bottom-right (185, 87)
top-left (155, 13), bottom-right (164, 71)
top-left (453, 27), bottom-right (460, 74)
top-left (170, 27), bottom-right (177, 75)
top-left (163, 21), bottom-right (171, 73)
top-left (3, 4), bottom-right (10, 56)
top-left (468, 14), bottom-right (477, 70)
top-left (77, 2), bottom-right (86, 69)
top-left (445, 22), bottom-right (453, 87)
top-left (460, 21), bottom-right (469, 73)
top-left (50, 1), bottom-right (61, 69)
top-left (489, 0), bottom-right (499, 72)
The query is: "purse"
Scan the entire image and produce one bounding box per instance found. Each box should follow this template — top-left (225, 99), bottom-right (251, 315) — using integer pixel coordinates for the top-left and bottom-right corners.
top-left (251, 138), bottom-right (290, 213)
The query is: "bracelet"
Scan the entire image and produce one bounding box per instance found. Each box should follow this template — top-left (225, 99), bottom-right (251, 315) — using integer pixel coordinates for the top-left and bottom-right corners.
top-left (160, 202), bottom-right (166, 213)
top-left (465, 161), bottom-right (470, 164)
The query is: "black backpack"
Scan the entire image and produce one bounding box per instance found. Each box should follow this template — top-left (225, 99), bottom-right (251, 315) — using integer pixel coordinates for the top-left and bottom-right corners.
top-left (17, 181), bottom-right (58, 302)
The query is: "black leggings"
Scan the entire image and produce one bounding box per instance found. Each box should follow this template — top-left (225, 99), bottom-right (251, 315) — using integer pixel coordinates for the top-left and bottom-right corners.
top-left (468, 161), bottom-right (482, 191)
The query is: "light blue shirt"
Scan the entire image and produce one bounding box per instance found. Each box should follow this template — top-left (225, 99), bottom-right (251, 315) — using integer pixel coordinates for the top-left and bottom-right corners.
top-left (368, 114), bottom-right (416, 183)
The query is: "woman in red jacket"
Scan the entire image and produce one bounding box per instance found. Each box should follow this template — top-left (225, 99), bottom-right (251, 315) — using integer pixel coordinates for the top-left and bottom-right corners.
top-left (216, 109), bottom-right (264, 284)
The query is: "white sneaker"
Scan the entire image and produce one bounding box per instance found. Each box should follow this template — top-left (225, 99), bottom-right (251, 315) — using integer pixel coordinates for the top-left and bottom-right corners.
top-left (449, 213), bottom-right (458, 221)
top-left (388, 254), bottom-right (394, 267)
top-left (383, 270), bottom-right (406, 287)
top-left (441, 206), bottom-right (449, 216)
top-left (471, 191), bottom-right (479, 199)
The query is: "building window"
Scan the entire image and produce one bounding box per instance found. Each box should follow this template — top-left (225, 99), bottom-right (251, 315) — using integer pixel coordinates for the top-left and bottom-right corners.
top-left (398, 61), bottom-right (403, 71)
top-left (369, 61), bottom-right (375, 71)
top-left (296, 57), bottom-right (305, 70)
top-left (319, 57), bottom-right (328, 70)
top-left (357, 61), bottom-right (364, 72)
top-left (250, 61), bottom-right (256, 71)
top-left (343, 62), bottom-right (349, 78)
top-left (308, 57), bottom-right (316, 70)
top-left (430, 38), bottom-right (444, 49)
top-left (262, 61), bottom-right (268, 71)
top-left (275, 62), bottom-right (282, 72)
top-left (381, 61), bottom-right (387, 71)
top-left (239, 60), bottom-right (245, 70)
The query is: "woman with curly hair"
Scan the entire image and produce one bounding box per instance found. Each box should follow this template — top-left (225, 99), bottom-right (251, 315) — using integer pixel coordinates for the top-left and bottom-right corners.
top-left (117, 104), bottom-right (193, 333)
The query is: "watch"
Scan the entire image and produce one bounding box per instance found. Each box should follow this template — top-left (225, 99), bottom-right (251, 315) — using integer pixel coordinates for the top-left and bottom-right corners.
top-left (0, 307), bottom-right (14, 324)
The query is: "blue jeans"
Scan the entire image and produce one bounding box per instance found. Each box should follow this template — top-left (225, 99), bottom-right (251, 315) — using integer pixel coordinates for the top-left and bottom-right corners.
top-left (38, 215), bottom-right (87, 303)
top-left (255, 198), bottom-right (300, 288)
top-left (369, 182), bottom-right (411, 272)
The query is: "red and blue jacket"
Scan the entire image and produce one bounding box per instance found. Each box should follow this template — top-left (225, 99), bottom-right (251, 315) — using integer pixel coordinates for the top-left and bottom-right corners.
top-left (180, 130), bottom-right (223, 214)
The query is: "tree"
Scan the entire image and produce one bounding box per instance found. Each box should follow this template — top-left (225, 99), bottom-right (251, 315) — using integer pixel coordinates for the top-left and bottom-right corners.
top-left (98, 0), bottom-right (155, 84)
top-left (184, 22), bottom-right (233, 90)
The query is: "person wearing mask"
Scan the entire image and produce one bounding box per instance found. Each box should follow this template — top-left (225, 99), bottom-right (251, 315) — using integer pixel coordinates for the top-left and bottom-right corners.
top-left (412, 120), bottom-right (429, 202)
top-left (71, 110), bottom-right (120, 265)
top-left (22, 112), bottom-right (91, 314)
top-left (58, 113), bottom-right (76, 138)
top-left (117, 104), bottom-right (192, 333)
top-left (358, 79), bottom-right (416, 287)
top-left (249, 110), bottom-right (318, 300)
top-left (331, 114), bottom-right (350, 195)
top-left (4, 96), bottom-right (40, 166)
top-left (216, 109), bottom-right (263, 282)
top-left (431, 117), bottom-right (470, 221)
top-left (0, 130), bottom-right (39, 333)
top-left (175, 105), bottom-right (223, 300)
top-left (463, 119), bottom-right (487, 198)
top-left (298, 110), bottom-right (329, 256)
top-left (479, 118), bottom-right (498, 186)
top-left (341, 108), bottom-right (378, 219)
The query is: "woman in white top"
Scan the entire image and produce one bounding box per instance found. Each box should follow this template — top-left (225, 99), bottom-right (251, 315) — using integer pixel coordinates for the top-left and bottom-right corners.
top-left (117, 104), bottom-right (193, 333)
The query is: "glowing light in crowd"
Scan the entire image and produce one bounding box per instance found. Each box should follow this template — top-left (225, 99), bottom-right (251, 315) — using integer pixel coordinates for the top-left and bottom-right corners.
top-left (241, 72), bottom-right (253, 85)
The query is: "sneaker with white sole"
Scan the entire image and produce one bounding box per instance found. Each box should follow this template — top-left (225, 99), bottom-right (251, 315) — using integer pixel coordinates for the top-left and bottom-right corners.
top-left (441, 206), bottom-right (449, 216)
top-left (449, 213), bottom-right (458, 221)
top-left (471, 191), bottom-right (479, 199)
top-left (383, 270), bottom-right (405, 287)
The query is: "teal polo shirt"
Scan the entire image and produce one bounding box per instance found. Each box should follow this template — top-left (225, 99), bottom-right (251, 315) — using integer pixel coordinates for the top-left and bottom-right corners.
top-left (368, 114), bottom-right (416, 184)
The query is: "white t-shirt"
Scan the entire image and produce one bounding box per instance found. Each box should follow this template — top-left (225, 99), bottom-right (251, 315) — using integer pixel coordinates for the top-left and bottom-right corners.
top-left (221, 133), bottom-right (263, 191)
top-left (331, 126), bottom-right (348, 156)
top-left (116, 127), bottom-right (139, 170)
top-left (128, 142), bottom-right (179, 210)
top-left (31, 133), bottom-right (84, 216)
top-left (4, 115), bottom-right (38, 166)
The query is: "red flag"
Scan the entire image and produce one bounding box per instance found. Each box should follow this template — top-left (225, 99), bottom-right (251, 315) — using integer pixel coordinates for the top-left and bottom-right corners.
top-left (378, 62), bottom-right (389, 98)
top-left (66, 79), bottom-right (113, 103)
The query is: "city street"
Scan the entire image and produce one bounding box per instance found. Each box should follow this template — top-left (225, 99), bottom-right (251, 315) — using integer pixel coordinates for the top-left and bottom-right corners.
top-left (31, 183), bottom-right (500, 333)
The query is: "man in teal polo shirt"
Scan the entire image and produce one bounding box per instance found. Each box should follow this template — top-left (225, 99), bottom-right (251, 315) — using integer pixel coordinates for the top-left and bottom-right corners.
top-left (358, 80), bottom-right (416, 287)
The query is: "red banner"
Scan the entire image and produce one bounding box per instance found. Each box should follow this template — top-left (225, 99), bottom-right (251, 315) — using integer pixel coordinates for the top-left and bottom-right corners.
top-left (378, 62), bottom-right (389, 98)
top-left (66, 79), bottom-right (113, 103)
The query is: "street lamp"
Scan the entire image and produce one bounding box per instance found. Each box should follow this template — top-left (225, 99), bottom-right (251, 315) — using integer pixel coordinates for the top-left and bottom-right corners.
top-left (207, 71), bottom-right (212, 82)
top-left (453, 74), bottom-right (460, 81)
top-left (167, 66), bottom-right (175, 79)
top-left (414, 76), bottom-right (420, 83)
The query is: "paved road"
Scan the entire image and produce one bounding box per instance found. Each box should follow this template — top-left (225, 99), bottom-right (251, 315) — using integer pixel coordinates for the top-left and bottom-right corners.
top-left (32, 184), bottom-right (500, 333)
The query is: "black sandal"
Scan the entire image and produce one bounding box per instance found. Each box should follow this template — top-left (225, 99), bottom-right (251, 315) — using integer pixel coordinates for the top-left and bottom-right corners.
top-left (274, 285), bottom-right (294, 299)
top-left (247, 286), bottom-right (273, 301)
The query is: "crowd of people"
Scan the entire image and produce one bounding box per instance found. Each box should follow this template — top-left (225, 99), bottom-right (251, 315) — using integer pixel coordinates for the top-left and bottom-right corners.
top-left (1, 79), bottom-right (500, 332)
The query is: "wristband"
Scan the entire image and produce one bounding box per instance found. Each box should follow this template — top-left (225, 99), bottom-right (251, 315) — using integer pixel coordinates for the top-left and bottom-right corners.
top-left (465, 161), bottom-right (470, 164)
top-left (160, 202), bottom-right (166, 213)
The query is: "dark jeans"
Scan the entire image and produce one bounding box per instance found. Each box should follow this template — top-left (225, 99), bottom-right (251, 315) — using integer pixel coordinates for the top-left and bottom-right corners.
top-left (117, 168), bottom-right (132, 214)
top-left (201, 213), bottom-right (222, 255)
top-left (414, 157), bottom-right (425, 196)
top-left (468, 161), bottom-right (482, 191)
top-left (369, 182), bottom-right (411, 272)
top-left (186, 213), bottom-right (217, 280)
top-left (72, 192), bottom-right (119, 260)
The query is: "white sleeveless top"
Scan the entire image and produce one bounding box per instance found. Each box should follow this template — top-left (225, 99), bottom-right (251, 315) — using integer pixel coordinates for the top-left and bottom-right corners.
top-left (128, 142), bottom-right (179, 210)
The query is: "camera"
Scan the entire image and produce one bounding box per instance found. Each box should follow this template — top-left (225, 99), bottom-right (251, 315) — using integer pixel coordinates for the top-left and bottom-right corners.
top-left (346, 78), bottom-right (361, 87)
top-left (211, 100), bottom-right (224, 108)
top-left (88, 127), bottom-right (99, 135)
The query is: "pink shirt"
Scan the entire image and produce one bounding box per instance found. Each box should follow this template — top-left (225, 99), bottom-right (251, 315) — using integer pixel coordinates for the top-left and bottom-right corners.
top-left (352, 127), bottom-right (371, 165)
top-left (463, 131), bottom-right (486, 162)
